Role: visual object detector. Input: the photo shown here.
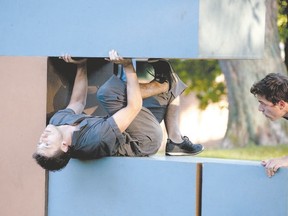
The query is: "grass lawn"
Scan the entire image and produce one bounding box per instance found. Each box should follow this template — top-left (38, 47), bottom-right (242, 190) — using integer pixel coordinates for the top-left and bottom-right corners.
top-left (198, 144), bottom-right (288, 161)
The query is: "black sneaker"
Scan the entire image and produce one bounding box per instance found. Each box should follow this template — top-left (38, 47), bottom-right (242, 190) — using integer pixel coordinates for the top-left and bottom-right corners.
top-left (147, 59), bottom-right (173, 89)
top-left (165, 136), bottom-right (204, 156)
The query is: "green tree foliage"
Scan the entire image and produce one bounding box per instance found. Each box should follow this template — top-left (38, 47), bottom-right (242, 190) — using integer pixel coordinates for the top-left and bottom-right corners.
top-left (278, 0), bottom-right (288, 39)
top-left (278, 0), bottom-right (288, 67)
top-left (170, 59), bottom-right (226, 110)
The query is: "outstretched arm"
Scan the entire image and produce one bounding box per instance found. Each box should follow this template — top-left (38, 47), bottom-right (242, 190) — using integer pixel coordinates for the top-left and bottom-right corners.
top-left (262, 156), bottom-right (288, 177)
top-left (107, 50), bottom-right (142, 133)
top-left (61, 55), bottom-right (88, 114)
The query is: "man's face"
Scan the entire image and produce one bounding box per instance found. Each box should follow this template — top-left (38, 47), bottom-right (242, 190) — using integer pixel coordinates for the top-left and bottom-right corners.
top-left (37, 124), bottom-right (63, 157)
top-left (256, 95), bottom-right (284, 121)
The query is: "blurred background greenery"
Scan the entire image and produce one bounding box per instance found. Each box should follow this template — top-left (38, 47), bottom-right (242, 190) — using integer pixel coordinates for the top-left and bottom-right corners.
top-left (168, 0), bottom-right (288, 152)
top-left (198, 145), bottom-right (288, 161)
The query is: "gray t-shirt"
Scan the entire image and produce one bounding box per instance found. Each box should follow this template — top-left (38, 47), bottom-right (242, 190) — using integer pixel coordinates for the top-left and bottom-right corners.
top-left (49, 108), bottom-right (124, 159)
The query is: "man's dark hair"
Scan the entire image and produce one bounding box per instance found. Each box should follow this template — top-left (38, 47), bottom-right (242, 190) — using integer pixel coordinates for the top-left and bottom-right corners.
top-left (32, 148), bottom-right (72, 172)
top-left (250, 73), bottom-right (288, 104)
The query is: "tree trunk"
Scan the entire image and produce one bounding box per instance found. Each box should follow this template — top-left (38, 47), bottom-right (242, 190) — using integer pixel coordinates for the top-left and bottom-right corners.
top-left (219, 0), bottom-right (288, 148)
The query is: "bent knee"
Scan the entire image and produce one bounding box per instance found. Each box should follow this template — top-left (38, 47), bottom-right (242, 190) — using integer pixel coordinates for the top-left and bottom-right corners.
top-left (145, 125), bottom-right (163, 154)
top-left (96, 75), bottom-right (126, 103)
top-left (96, 84), bottom-right (108, 103)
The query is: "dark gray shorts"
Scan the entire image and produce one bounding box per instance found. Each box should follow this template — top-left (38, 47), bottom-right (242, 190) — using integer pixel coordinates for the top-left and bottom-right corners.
top-left (97, 71), bottom-right (186, 156)
top-left (97, 75), bottom-right (163, 156)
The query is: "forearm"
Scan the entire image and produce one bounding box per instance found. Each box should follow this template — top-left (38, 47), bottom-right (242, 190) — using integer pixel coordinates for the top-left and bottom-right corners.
top-left (68, 63), bottom-right (88, 113)
top-left (107, 50), bottom-right (142, 132)
top-left (124, 63), bottom-right (142, 111)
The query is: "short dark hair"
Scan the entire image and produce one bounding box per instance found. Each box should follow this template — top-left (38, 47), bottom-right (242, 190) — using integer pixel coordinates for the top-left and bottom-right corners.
top-left (32, 148), bottom-right (72, 172)
top-left (250, 73), bottom-right (288, 104)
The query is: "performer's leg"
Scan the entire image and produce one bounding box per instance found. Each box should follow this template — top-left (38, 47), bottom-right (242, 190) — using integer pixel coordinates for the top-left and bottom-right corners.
top-left (97, 75), bottom-right (169, 116)
top-left (116, 107), bottom-right (163, 156)
top-left (164, 95), bottom-right (183, 143)
top-left (146, 59), bottom-right (204, 156)
top-left (96, 75), bottom-right (127, 116)
top-left (97, 75), bottom-right (163, 156)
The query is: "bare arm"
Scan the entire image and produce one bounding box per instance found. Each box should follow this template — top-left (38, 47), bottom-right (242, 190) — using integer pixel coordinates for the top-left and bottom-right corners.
top-left (61, 55), bottom-right (88, 114)
top-left (108, 50), bottom-right (142, 133)
top-left (262, 155), bottom-right (288, 177)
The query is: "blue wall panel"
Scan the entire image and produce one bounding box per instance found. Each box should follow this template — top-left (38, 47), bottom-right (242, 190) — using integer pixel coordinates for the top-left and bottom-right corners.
top-left (48, 156), bottom-right (288, 216)
top-left (0, 0), bottom-right (199, 58)
top-left (202, 160), bottom-right (288, 216)
top-left (0, 0), bottom-right (266, 58)
top-left (48, 157), bottom-right (198, 216)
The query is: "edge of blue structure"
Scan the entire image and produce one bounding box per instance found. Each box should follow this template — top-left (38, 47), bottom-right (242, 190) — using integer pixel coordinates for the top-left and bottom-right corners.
top-left (48, 156), bottom-right (199, 216)
top-left (201, 158), bottom-right (288, 216)
top-left (0, 0), bottom-right (199, 58)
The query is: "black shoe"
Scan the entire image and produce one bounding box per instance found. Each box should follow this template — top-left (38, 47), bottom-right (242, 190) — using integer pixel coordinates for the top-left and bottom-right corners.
top-left (165, 136), bottom-right (204, 156)
top-left (148, 59), bottom-right (173, 89)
